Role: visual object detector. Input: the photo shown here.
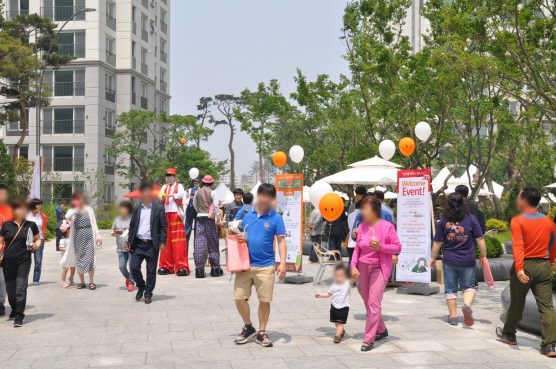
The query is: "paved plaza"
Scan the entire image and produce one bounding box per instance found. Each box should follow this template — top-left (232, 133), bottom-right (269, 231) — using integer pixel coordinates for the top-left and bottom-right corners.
top-left (0, 230), bottom-right (553, 368)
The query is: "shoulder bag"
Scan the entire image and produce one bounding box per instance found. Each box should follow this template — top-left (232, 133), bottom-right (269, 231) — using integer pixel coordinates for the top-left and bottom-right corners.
top-left (202, 188), bottom-right (216, 219)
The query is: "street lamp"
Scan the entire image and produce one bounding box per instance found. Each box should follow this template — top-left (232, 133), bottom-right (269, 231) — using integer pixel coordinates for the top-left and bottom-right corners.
top-left (34, 7), bottom-right (96, 198)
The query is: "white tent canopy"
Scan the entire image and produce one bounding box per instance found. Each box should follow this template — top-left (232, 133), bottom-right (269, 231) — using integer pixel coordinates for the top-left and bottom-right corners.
top-left (214, 183), bottom-right (234, 204)
top-left (432, 165), bottom-right (504, 198)
top-left (334, 191), bottom-right (349, 200)
top-left (320, 156), bottom-right (400, 185)
top-left (348, 156), bottom-right (402, 168)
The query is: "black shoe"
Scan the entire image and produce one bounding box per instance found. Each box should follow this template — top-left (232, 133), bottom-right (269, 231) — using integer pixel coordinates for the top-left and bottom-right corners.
top-left (0, 303), bottom-right (5, 317)
top-left (361, 342), bottom-right (374, 352)
top-left (210, 268), bottom-right (216, 277)
top-left (157, 268), bottom-right (170, 275)
top-left (195, 269), bottom-right (205, 278)
top-left (135, 287), bottom-right (145, 301)
top-left (256, 332), bottom-right (273, 347)
top-left (542, 344), bottom-right (556, 357)
top-left (216, 267), bottom-right (224, 277)
top-left (14, 316), bottom-right (22, 328)
top-left (235, 325), bottom-right (257, 344)
top-left (145, 296), bottom-right (152, 304)
top-left (495, 327), bottom-right (517, 345)
top-left (375, 328), bottom-right (388, 341)
top-left (177, 269), bottom-right (190, 276)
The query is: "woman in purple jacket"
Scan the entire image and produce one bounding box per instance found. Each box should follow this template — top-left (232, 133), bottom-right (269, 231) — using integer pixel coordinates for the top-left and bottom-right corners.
top-left (351, 196), bottom-right (402, 352)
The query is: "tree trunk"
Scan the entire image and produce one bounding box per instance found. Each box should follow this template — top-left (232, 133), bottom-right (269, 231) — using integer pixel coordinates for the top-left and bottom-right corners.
top-left (12, 97), bottom-right (28, 172)
top-left (228, 120), bottom-right (236, 190)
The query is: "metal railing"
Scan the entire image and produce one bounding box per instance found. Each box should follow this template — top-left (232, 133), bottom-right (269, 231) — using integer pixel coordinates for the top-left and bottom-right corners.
top-left (105, 164), bottom-right (115, 175)
top-left (141, 28), bottom-right (148, 42)
top-left (106, 50), bottom-right (116, 66)
top-left (6, 122), bottom-right (27, 136)
top-left (141, 62), bottom-right (148, 76)
top-left (41, 6), bottom-right (86, 21)
top-left (160, 81), bottom-right (167, 93)
top-left (141, 96), bottom-right (148, 110)
top-left (160, 20), bottom-right (168, 34)
top-left (54, 82), bottom-right (85, 97)
top-left (105, 88), bottom-right (116, 103)
top-left (47, 157), bottom-right (85, 172)
top-left (106, 13), bottom-right (116, 30)
top-left (43, 119), bottom-right (85, 134)
top-left (160, 50), bottom-right (167, 64)
top-left (6, 10), bottom-right (29, 20)
top-left (58, 43), bottom-right (85, 58)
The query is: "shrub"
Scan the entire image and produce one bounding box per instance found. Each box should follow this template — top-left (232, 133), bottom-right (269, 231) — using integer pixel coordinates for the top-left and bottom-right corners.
top-left (96, 220), bottom-right (113, 230)
top-left (41, 203), bottom-right (58, 236)
top-left (45, 228), bottom-right (53, 241)
top-left (485, 218), bottom-right (509, 232)
top-left (476, 237), bottom-right (503, 259)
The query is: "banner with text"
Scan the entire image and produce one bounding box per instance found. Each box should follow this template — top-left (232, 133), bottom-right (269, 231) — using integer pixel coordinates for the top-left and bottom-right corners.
top-left (395, 169), bottom-right (432, 283)
top-left (275, 173), bottom-right (304, 273)
top-left (29, 155), bottom-right (44, 200)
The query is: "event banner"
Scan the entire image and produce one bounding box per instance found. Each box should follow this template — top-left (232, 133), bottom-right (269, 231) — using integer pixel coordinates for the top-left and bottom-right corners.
top-left (395, 169), bottom-right (432, 283)
top-left (29, 155), bottom-right (44, 200)
top-left (275, 173), bottom-right (304, 273)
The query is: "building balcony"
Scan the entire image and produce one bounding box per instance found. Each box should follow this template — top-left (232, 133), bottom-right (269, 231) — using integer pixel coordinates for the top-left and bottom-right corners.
top-left (43, 120), bottom-right (85, 135)
top-left (6, 9), bottom-right (29, 20)
top-left (54, 82), bottom-right (85, 97)
top-left (141, 62), bottom-right (148, 76)
top-left (141, 29), bottom-right (148, 43)
top-left (41, 6), bottom-right (86, 22)
top-left (141, 96), bottom-right (148, 110)
top-left (160, 20), bottom-right (168, 35)
top-left (106, 14), bottom-right (116, 31)
top-left (160, 50), bottom-right (167, 64)
top-left (132, 92), bottom-right (137, 106)
top-left (105, 125), bottom-right (116, 137)
top-left (46, 157), bottom-right (85, 172)
top-left (105, 163), bottom-right (115, 175)
top-left (105, 88), bottom-right (116, 103)
top-left (59, 43), bottom-right (85, 58)
top-left (160, 81), bottom-right (167, 93)
top-left (106, 50), bottom-right (116, 66)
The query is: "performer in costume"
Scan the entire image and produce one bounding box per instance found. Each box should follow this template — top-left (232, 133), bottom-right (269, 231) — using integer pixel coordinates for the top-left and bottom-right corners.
top-left (185, 177), bottom-right (201, 252)
top-left (158, 168), bottom-right (190, 276)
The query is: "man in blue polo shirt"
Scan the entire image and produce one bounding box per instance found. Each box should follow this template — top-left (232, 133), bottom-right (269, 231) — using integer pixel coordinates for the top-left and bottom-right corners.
top-left (234, 183), bottom-right (287, 348)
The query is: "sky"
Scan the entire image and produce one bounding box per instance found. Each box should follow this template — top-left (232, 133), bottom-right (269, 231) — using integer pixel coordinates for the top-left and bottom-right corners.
top-left (169, 0), bottom-right (351, 176)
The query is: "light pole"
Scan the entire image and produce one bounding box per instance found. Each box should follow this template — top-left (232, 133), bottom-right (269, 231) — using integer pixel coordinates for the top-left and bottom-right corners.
top-left (34, 7), bottom-right (96, 197)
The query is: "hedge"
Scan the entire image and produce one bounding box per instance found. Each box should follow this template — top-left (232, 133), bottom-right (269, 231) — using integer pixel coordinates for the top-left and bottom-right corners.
top-left (485, 218), bottom-right (509, 232)
top-left (476, 237), bottom-right (503, 259)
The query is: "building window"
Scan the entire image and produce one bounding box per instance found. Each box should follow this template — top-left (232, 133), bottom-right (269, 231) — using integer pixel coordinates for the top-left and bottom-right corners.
top-left (43, 145), bottom-right (85, 172)
top-left (140, 48), bottom-right (148, 75)
top-left (103, 183), bottom-right (114, 203)
top-left (42, 107), bottom-right (85, 135)
top-left (160, 9), bottom-right (167, 33)
top-left (131, 41), bottom-right (136, 69)
top-left (105, 0), bottom-right (116, 30)
top-left (57, 32), bottom-right (85, 58)
top-left (7, 145), bottom-right (28, 160)
top-left (105, 36), bottom-right (116, 65)
top-left (105, 73), bottom-right (115, 103)
top-left (140, 14), bottom-right (148, 41)
top-left (46, 69), bottom-right (85, 97)
top-left (105, 109), bottom-right (115, 129)
top-left (160, 98), bottom-right (166, 115)
top-left (43, 0), bottom-right (87, 22)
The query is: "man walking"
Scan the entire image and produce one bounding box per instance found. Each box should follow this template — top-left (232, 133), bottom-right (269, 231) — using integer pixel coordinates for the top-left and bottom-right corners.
top-left (234, 184), bottom-right (287, 347)
top-left (0, 184), bottom-right (13, 316)
top-left (348, 186), bottom-right (367, 214)
top-left (158, 168), bottom-right (189, 276)
top-left (496, 187), bottom-right (556, 357)
top-left (225, 188), bottom-right (244, 225)
top-left (127, 183), bottom-right (167, 304)
top-left (185, 177), bottom-right (201, 251)
top-left (54, 201), bottom-right (66, 251)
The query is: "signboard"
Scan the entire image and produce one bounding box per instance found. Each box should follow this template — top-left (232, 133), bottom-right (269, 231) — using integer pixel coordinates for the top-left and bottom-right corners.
top-left (395, 169), bottom-right (432, 283)
top-left (275, 173), bottom-right (304, 273)
top-left (29, 156), bottom-right (43, 200)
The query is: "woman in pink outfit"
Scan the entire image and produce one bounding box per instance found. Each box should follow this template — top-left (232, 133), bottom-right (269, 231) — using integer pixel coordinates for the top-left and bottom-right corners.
top-left (351, 196), bottom-right (402, 352)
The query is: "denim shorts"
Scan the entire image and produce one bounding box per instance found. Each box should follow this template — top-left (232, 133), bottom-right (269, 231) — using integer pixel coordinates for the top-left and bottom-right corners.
top-left (443, 263), bottom-right (476, 299)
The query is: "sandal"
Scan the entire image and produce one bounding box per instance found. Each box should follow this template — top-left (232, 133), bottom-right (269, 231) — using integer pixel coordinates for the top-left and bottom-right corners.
top-left (333, 336), bottom-right (342, 343)
top-left (89, 283), bottom-right (96, 290)
top-left (76, 283), bottom-right (86, 289)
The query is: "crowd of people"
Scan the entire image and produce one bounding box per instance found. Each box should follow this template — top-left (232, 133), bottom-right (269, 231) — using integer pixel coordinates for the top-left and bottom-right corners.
top-left (0, 172), bottom-right (554, 356)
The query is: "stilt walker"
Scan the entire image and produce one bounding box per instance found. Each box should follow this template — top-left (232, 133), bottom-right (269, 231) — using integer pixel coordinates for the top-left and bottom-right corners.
top-left (158, 168), bottom-right (190, 276)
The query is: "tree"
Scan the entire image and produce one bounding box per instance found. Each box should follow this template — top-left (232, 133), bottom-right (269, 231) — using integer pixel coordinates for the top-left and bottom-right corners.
top-left (212, 94), bottom-right (244, 190)
top-left (165, 114), bottom-right (212, 152)
top-left (73, 168), bottom-right (108, 208)
top-left (13, 156), bottom-right (61, 199)
top-left (248, 159), bottom-right (277, 184)
top-left (194, 97), bottom-right (215, 148)
top-left (0, 139), bottom-right (16, 194)
top-left (170, 145), bottom-right (227, 186)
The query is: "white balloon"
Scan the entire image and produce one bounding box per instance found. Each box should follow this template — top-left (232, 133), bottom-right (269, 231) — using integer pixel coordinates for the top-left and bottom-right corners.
top-left (379, 140), bottom-right (396, 161)
top-left (289, 145), bottom-right (304, 163)
top-left (415, 121), bottom-right (432, 141)
top-left (189, 168), bottom-right (199, 179)
top-left (309, 181), bottom-right (333, 208)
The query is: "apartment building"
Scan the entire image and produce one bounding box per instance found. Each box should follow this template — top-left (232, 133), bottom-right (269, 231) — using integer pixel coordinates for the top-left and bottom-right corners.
top-left (402, 0), bottom-right (430, 54)
top-left (2, 0), bottom-right (171, 203)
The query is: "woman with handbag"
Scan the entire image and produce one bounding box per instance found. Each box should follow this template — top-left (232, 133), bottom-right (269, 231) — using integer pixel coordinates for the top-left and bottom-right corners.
top-left (192, 175), bottom-right (223, 278)
top-left (0, 199), bottom-right (41, 327)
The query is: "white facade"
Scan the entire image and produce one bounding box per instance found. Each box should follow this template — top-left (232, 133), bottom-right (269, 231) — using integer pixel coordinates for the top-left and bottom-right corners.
top-left (401, 0), bottom-right (430, 54)
top-left (2, 0), bottom-right (171, 203)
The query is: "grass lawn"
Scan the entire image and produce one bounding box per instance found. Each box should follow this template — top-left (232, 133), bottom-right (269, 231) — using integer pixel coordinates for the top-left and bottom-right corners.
top-left (495, 231), bottom-right (512, 245)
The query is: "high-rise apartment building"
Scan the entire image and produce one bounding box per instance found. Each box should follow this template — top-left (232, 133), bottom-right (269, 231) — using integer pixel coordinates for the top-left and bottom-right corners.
top-left (402, 0), bottom-right (430, 54)
top-left (1, 0), bottom-right (171, 203)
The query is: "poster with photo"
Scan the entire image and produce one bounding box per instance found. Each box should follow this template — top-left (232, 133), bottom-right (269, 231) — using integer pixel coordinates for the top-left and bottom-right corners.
top-left (275, 174), bottom-right (304, 273)
top-left (395, 169), bottom-right (432, 283)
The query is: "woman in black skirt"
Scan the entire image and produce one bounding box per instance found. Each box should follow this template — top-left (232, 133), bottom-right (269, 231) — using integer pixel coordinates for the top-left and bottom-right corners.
top-left (0, 199), bottom-right (41, 327)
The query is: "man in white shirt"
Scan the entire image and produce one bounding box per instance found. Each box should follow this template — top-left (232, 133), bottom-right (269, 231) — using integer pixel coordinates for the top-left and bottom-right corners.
top-left (158, 168), bottom-right (190, 276)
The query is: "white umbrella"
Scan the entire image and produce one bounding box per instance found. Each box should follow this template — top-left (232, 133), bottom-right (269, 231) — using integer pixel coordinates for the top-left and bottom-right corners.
top-left (214, 183), bottom-right (235, 204)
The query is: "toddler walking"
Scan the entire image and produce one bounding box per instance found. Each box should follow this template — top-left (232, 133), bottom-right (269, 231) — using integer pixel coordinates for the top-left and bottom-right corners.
top-left (315, 264), bottom-right (354, 343)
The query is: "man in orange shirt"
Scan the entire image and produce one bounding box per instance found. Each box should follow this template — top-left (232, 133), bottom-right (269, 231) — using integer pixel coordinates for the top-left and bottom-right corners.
top-left (496, 186), bottom-right (556, 357)
top-left (0, 184), bottom-right (13, 317)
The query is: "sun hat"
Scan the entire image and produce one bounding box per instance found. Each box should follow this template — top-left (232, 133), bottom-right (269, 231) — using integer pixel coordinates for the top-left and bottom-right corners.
top-left (202, 175), bottom-right (214, 184)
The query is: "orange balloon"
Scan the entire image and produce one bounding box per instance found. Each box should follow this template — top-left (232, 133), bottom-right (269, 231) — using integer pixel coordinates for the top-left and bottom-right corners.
top-left (273, 151), bottom-right (287, 167)
top-left (180, 138), bottom-right (186, 143)
top-left (399, 137), bottom-right (415, 156)
top-left (319, 193), bottom-right (345, 222)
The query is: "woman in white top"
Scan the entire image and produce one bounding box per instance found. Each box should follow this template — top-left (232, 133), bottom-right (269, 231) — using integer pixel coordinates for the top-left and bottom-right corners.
top-left (60, 192), bottom-right (102, 290)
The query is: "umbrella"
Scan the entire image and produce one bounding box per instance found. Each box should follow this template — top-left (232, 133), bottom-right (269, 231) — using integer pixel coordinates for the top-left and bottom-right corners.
top-left (123, 184), bottom-right (162, 199)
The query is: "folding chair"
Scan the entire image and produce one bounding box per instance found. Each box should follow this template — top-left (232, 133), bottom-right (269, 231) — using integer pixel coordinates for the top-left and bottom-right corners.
top-left (313, 243), bottom-right (342, 285)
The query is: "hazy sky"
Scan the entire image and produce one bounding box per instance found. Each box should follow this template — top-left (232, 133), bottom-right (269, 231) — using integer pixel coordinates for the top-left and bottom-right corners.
top-left (169, 0), bottom-right (351, 176)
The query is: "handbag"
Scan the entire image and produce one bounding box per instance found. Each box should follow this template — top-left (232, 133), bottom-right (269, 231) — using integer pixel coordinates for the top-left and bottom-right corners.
top-left (202, 188), bottom-right (215, 219)
top-left (0, 223), bottom-right (25, 268)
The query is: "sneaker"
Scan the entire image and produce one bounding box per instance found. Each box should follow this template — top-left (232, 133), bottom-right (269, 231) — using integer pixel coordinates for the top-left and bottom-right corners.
top-left (235, 325), bottom-right (257, 344)
top-left (462, 304), bottom-right (474, 326)
top-left (125, 278), bottom-right (130, 287)
top-left (448, 316), bottom-right (459, 325)
top-left (14, 317), bottom-right (22, 327)
top-left (495, 327), bottom-right (517, 345)
top-left (128, 284), bottom-right (135, 292)
top-left (541, 343), bottom-right (556, 357)
top-left (33, 282), bottom-right (39, 286)
top-left (256, 332), bottom-right (273, 347)
top-left (61, 282), bottom-right (69, 288)
top-left (69, 278), bottom-right (75, 286)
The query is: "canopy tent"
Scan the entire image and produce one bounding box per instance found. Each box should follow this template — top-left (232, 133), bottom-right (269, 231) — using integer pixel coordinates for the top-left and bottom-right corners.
top-left (546, 183), bottom-right (556, 188)
top-left (320, 156), bottom-right (400, 185)
top-left (384, 191), bottom-right (397, 199)
top-left (539, 193), bottom-right (556, 204)
top-left (432, 165), bottom-right (504, 198)
top-left (334, 191), bottom-right (349, 200)
top-left (214, 183), bottom-right (235, 204)
top-left (348, 156), bottom-right (403, 168)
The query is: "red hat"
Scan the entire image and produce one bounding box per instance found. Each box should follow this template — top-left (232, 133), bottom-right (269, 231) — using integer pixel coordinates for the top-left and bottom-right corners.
top-left (202, 175), bottom-right (214, 184)
top-left (166, 168), bottom-right (177, 176)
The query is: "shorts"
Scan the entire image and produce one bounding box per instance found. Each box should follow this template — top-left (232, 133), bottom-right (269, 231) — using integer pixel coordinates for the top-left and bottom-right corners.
top-left (330, 305), bottom-right (349, 324)
top-left (234, 265), bottom-right (276, 302)
top-left (443, 263), bottom-right (476, 299)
